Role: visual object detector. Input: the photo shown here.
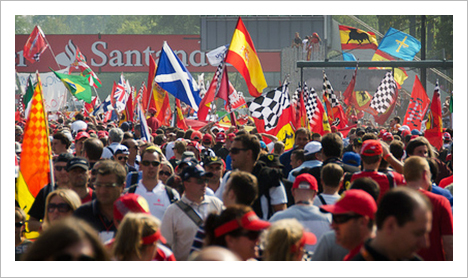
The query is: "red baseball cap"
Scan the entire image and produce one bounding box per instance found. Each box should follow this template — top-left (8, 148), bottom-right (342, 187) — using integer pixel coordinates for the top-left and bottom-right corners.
top-left (97, 131), bottom-right (108, 138)
top-left (202, 133), bottom-right (213, 144)
top-left (227, 133), bottom-right (236, 141)
top-left (215, 132), bottom-right (226, 143)
top-left (360, 139), bottom-right (382, 156)
top-left (320, 189), bottom-right (377, 219)
top-left (292, 230), bottom-right (317, 252)
top-left (292, 173), bottom-right (318, 191)
top-left (401, 129), bottom-right (411, 138)
top-left (191, 130), bottom-right (203, 142)
top-left (113, 193), bottom-right (150, 222)
top-left (382, 132), bottom-right (393, 142)
top-left (75, 131), bottom-right (90, 141)
top-left (214, 211), bottom-right (271, 238)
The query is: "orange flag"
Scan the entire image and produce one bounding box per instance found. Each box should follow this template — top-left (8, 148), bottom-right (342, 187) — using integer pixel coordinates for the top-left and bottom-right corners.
top-left (175, 99), bottom-right (188, 130)
top-left (16, 73), bottom-right (52, 214)
top-left (153, 82), bottom-right (172, 126)
top-left (225, 17), bottom-right (267, 97)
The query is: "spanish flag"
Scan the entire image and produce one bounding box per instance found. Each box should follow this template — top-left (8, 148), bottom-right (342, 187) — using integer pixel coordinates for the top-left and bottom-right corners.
top-left (16, 73), bottom-right (53, 233)
top-left (371, 49), bottom-right (408, 87)
top-left (226, 17), bottom-right (267, 97)
top-left (339, 25), bottom-right (378, 50)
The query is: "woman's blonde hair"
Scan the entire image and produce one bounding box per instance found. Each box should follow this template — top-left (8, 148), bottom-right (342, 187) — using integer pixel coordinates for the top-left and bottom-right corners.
top-left (160, 160), bottom-right (174, 174)
top-left (112, 212), bottom-right (161, 261)
top-left (263, 219), bottom-right (305, 261)
top-left (43, 189), bottom-right (81, 229)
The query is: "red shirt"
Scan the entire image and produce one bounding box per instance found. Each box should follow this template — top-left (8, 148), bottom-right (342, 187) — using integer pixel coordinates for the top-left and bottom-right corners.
top-left (350, 170), bottom-right (406, 203)
top-left (146, 116), bottom-right (161, 133)
top-left (417, 189), bottom-right (453, 261)
top-left (438, 175), bottom-right (453, 189)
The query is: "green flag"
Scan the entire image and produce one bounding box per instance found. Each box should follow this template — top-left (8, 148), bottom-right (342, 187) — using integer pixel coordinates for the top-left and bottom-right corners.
top-left (52, 69), bottom-right (92, 103)
top-left (23, 75), bottom-right (35, 119)
top-left (449, 94), bottom-right (453, 113)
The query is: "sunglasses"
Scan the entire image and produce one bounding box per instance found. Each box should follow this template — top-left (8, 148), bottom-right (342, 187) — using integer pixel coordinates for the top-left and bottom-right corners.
top-left (141, 160), bottom-right (161, 167)
top-left (229, 147), bottom-right (248, 154)
top-left (15, 221), bottom-right (24, 228)
top-left (117, 156), bottom-right (128, 161)
top-left (159, 171), bottom-right (172, 176)
top-left (332, 214), bottom-right (362, 224)
top-left (54, 253), bottom-right (95, 261)
top-left (54, 166), bottom-right (67, 171)
top-left (48, 203), bottom-right (72, 213)
top-left (94, 182), bottom-right (121, 189)
top-left (239, 230), bottom-right (261, 241)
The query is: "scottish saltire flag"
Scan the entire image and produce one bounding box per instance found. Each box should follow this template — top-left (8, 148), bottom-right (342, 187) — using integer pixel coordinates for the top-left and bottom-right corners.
top-left (137, 103), bottom-right (151, 142)
top-left (155, 41), bottom-right (201, 111)
top-left (378, 27), bottom-right (421, 61)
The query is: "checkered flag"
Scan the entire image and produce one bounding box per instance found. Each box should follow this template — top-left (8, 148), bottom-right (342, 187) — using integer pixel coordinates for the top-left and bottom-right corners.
top-left (248, 83), bottom-right (290, 131)
top-left (305, 87), bottom-right (320, 125)
top-left (322, 71), bottom-right (340, 108)
top-left (370, 71), bottom-right (397, 114)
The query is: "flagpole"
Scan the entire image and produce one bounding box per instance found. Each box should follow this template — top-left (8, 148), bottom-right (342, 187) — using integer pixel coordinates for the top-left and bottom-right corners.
top-left (42, 35), bottom-right (62, 70)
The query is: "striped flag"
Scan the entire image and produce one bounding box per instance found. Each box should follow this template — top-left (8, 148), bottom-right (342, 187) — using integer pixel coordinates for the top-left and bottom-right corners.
top-left (137, 103), bottom-right (151, 142)
top-left (70, 47), bottom-right (102, 88)
top-left (225, 17), bottom-right (267, 97)
top-left (16, 73), bottom-right (53, 215)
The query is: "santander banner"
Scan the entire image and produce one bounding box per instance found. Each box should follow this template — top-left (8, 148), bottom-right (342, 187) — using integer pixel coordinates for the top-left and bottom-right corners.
top-left (15, 34), bottom-right (280, 73)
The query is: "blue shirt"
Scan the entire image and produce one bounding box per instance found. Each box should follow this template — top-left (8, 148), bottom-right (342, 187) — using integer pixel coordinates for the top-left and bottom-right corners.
top-left (288, 160), bottom-right (323, 182)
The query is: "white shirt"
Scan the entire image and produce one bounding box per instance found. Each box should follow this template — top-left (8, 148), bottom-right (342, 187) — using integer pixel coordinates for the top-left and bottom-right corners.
top-left (134, 180), bottom-right (180, 221)
top-left (101, 142), bottom-right (121, 159)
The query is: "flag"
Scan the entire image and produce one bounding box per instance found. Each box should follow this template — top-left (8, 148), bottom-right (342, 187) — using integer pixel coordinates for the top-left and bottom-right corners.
top-left (306, 87), bottom-right (331, 135)
top-left (93, 95), bottom-right (114, 116)
top-left (248, 83), bottom-right (291, 131)
top-left (145, 55), bottom-right (158, 113)
top-left (403, 76), bottom-right (430, 131)
top-left (175, 99), bottom-right (189, 130)
top-left (83, 96), bottom-right (98, 117)
top-left (225, 17), bottom-right (267, 97)
top-left (425, 81), bottom-right (443, 150)
top-left (153, 82), bottom-right (172, 126)
top-left (342, 52), bottom-right (357, 69)
top-left (120, 90), bottom-right (134, 125)
top-left (322, 72), bottom-right (348, 128)
top-left (371, 49), bottom-right (409, 87)
top-left (343, 65), bottom-right (358, 107)
top-left (16, 73), bottom-right (52, 215)
top-left (155, 41), bottom-right (201, 111)
top-left (378, 27), bottom-right (421, 61)
top-left (137, 103), bottom-right (151, 142)
top-left (339, 25), bottom-right (378, 50)
top-left (23, 25), bottom-right (49, 63)
top-left (370, 71), bottom-right (399, 125)
top-left (71, 47), bottom-right (102, 88)
top-left (250, 84), bottom-right (297, 152)
top-left (112, 75), bottom-right (128, 112)
top-left (206, 44), bottom-right (229, 66)
top-left (23, 75), bottom-right (35, 119)
top-left (198, 63), bottom-right (224, 121)
top-left (52, 70), bottom-right (92, 103)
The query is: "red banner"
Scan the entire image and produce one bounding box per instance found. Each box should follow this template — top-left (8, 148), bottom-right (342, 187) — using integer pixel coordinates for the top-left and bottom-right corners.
top-left (15, 34), bottom-right (280, 73)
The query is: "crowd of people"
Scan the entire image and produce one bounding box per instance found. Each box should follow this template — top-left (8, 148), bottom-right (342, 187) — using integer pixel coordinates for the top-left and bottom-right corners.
top-left (14, 111), bottom-right (454, 263)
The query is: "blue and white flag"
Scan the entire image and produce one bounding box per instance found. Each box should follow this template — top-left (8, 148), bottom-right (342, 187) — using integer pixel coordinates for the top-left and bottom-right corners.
top-left (378, 27), bottom-right (421, 61)
top-left (137, 103), bottom-right (151, 142)
top-left (93, 95), bottom-right (113, 116)
top-left (155, 41), bottom-right (201, 111)
top-left (206, 44), bottom-right (229, 66)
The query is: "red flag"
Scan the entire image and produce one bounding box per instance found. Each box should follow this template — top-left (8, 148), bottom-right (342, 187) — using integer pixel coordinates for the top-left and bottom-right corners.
top-left (403, 76), bottom-right (430, 131)
top-left (424, 82), bottom-right (443, 150)
top-left (83, 96), bottom-right (97, 117)
top-left (110, 81), bottom-right (117, 107)
top-left (175, 99), bottom-right (188, 130)
top-left (197, 73), bottom-right (218, 121)
top-left (144, 56), bottom-right (157, 112)
top-left (216, 65), bottom-right (230, 103)
top-left (23, 26), bottom-right (49, 63)
top-left (373, 89), bottom-right (399, 125)
top-left (298, 90), bottom-right (309, 128)
top-left (253, 105), bottom-right (296, 151)
top-left (343, 66), bottom-right (358, 107)
top-left (225, 17), bottom-right (267, 97)
top-left (157, 88), bottom-right (172, 126)
top-left (124, 91), bottom-right (134, 123)
top-left (310, 96), bottom-right (331, 135)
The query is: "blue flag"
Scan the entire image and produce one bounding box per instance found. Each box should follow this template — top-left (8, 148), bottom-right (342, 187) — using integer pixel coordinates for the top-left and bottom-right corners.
top-left (343, 52), bottom-right (357, 69)
top-left (137, 103), bottom-right (151, 142)
top-left (377, 27), bottom-right (421, 61)
top-left (155, 41), bottom-right (201, 111)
